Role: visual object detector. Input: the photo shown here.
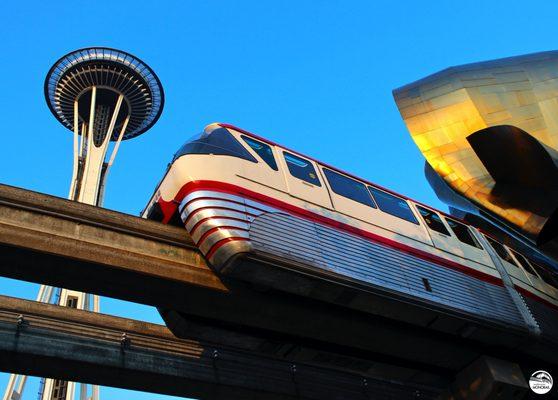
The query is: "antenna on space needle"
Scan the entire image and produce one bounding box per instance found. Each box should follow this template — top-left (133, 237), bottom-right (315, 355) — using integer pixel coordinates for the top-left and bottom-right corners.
top-left (3, 47), bottom-right (164, 400)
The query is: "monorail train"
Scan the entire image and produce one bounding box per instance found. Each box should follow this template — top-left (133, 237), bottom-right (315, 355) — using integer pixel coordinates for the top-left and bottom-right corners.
top-left (143, 123), bottom-right (558, 353)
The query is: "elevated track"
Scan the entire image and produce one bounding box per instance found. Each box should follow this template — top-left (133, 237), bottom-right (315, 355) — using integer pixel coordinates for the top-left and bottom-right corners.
top-left (0, 295), bottom-right (441, 399)
top-left (0, 184), bottom-right (546, 398)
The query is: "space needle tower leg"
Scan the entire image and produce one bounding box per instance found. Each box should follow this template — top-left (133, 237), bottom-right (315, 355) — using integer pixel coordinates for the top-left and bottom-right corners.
top-left (2, 47), bottom-right (163, 400)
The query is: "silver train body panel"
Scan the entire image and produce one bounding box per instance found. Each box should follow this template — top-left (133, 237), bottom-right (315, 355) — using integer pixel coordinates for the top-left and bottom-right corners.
top-left (523, 296), bottom-right (558, 343)
top-left (249, 212), bottom-right (524, 327)
top-left (178, 189), bottom-right (543, 333)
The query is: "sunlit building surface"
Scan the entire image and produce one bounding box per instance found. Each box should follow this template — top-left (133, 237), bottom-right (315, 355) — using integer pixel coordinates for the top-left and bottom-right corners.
top-left (393, 51), bottom-right (558, 264)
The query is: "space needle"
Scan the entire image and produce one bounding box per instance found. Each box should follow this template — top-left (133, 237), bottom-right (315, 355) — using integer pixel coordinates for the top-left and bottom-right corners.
top-left (3, 47), bottom-right (164, 400)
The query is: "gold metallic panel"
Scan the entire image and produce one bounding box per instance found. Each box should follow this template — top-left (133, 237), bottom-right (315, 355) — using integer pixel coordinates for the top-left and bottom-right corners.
top-left (393, 51), bottom-right (558, 246)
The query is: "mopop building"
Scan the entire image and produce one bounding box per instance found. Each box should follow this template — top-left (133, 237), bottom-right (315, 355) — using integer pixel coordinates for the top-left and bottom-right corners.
top-left (393, 51), bottom-right (558, 265)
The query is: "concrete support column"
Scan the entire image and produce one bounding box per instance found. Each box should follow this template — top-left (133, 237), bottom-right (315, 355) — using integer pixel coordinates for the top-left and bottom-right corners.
top-left (439, 356), bottom-right (528, 400)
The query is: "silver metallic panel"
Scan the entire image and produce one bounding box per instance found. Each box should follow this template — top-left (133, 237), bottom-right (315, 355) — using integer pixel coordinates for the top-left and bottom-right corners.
top-left (198, 228), bottom-right (250, 255)
top-left (180, 190), bottom-right (255, 269)
top-left (191, 218), bottom-right (250, 244)
top-left (179, 190), bottom-right (529, 330)
top-left (522, 296), bottom-right (558, 343)
top-left (183, 208), bottom-right (251, 232)
top-left (184, 199), bottom-right (249, 214)
top-left (185, 199), bottom-right (266, 220)
top-left (249, 212), bottom-right (525, 327)
top-left (211, 240), bottom-right (253, 269)
top-left (180, 190), bottom-right (249, 211)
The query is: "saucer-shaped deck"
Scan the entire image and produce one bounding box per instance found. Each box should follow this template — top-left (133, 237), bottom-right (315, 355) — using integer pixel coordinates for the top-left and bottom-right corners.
top-left (45, 47), bottom-right (164, 140)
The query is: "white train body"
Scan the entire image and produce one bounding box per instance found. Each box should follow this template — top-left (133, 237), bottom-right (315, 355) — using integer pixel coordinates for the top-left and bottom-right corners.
top-left (143, 123), bottom-right (558, 344)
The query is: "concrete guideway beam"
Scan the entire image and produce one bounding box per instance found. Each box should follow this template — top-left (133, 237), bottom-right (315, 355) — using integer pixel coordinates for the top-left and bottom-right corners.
top-left (0, 295), bottom-right (440, 400)
top-left (0, 183), bottom-right (226, 293)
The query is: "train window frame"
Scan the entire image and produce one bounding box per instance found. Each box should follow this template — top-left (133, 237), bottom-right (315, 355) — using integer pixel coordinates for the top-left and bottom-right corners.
top-left (323, 168), bottom-right (376, 208)
top-left (283, 151), bottom-right (322, 187)
top-left (241, 135), bottom-right (278, 171)
top-left (445, 217), bottom-right (483, 249)
top-left (174, 128), bottom-right (257, 163)
top-left (485, 236), bottom-right (518, 266)
top-left (415, 205), bottom-right (450, 235)
top-left (510, 250), bottom-right (539, 277)
top-left (367, 186), bottom-right (419, 225)
top-left (528, 258), bottom-right (558, 290)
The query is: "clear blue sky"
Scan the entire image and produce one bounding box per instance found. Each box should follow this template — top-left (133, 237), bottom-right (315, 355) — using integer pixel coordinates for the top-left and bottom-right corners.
top-left (1, 1), bottom-right (556, 398)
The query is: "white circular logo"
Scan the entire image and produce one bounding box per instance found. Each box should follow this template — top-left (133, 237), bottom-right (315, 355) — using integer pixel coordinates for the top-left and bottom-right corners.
top-left (529, 370), bottom-right (553, 395)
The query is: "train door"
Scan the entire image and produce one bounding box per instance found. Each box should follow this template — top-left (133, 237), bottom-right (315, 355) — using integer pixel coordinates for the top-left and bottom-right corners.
top-left (277, 149), bottom-right (332, 208)
top-left (413, 204), bottom-right (461, 255)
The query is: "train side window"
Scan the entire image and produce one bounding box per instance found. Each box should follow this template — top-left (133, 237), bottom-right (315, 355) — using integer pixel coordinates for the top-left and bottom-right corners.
top-left (486, 237), bottom-right (517, 265)
top-left (445, 218), bottom-right (483, 249)
top-left (283, 152), bottom-right (321, 186)
top-left (415, 205), bottom-right (449, 235)
top-left (529, 259), bottom-right (558, 289)
top-left (241, 135), bottom-right (278, 171)
top-left (510, 250), bottom-right (539, 276)
top-left (368, 187), bottom-right (419, 224)
top-left (323, 168), bottom-right (376, 208)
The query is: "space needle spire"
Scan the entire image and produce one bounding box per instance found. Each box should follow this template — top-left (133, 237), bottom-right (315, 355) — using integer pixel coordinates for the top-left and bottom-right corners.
top-left (3, 47), bottom-right (164, 400)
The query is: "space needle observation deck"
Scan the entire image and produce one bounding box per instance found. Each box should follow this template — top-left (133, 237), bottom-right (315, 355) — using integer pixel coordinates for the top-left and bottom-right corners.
top-left (45, 47), bottom-right (164, 205)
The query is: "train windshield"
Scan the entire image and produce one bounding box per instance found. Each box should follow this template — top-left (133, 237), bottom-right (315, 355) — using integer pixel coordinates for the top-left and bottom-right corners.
top-left (174, 128), bottom-right (257, 163)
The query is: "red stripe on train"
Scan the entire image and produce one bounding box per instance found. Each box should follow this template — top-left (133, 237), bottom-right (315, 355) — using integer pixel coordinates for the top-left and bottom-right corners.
top-left (189, 215), bottom-right (250, 237)
top-left (183, 205), bottom-right (258, 227)
top-left (196, 225), bottom-right (250, 247)
top-left (206, 237), bottom-right (250, 260)
top-left (180, 195), bottom-right (272, 215)
top-left (164, 180), bottom-right (504, 285)
top-left (159, 180), bottom-right (558, 311)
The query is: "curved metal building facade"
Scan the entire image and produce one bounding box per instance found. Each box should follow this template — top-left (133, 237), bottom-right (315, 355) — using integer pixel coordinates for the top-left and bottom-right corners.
top-left (393, 51), bottom-right (558, 261)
